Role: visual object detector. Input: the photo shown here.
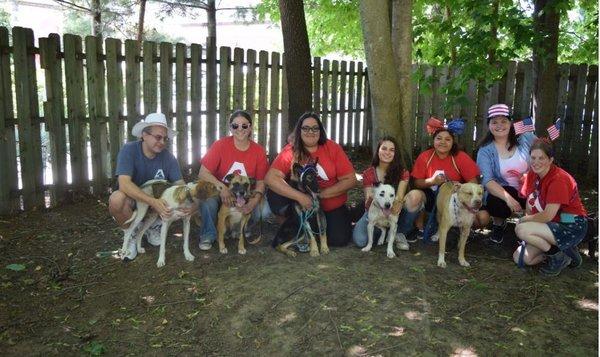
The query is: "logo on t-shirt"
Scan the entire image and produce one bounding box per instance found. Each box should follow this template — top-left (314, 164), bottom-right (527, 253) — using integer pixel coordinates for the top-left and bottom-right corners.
top-left (316, 163), bottom-right (329, 181)
top-left (527, 192), bottom-right (543, 214)
top-left (223, 162), bottom-right (248, 180)
top-left (154, 169), bottom-right (165, 180)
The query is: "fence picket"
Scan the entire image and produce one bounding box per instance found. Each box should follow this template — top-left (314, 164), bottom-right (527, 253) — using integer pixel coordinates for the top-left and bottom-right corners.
top-left (269, 52), bottom-right (280, 156)
top-left (85, 35), bottom-right (109, 194)
top-left (125, 40), bottom-right (141, 141)
top-left (246, 49), bottom-right (257, 133)
top-left (354, 62), bottom-right (364, 146)
top-left (40, 34), bottom-right (67, 205)
top-left (347, 61), bottom-right (355, 146)
top-left (313, 57), bottom-right (321, 113)
top-left (233, 47), bottom-right (244, 110)
top-left (206, 41), bottom-right (217, 146)
top-left (257, 50), bottom-right (268, 146)
top-left (321, 59), bottom-right (330, 134)
top-left (175, 43), bottom-right (188, 169)
top-left (143, 41), bottom-right (158, 114)
top-left (330, 60), bottom-right (339, 142)
top-left (190, 44), bottom-right (202, 163)
top-left (159, 42), bottom-right (173, 138)
top-left (339, 61), bottom-right (347, 145)
top-left (105, 38), bottom-right (124, 179)
top-left (219, 46), bottom-right (231, 139)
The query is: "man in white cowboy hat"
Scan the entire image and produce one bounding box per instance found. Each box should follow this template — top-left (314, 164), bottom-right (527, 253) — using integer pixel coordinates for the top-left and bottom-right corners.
top-left (108, 112), bottom-right (190, 260)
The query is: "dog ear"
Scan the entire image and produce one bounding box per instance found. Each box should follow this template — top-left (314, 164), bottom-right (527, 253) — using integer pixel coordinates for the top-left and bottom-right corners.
top-left (292, 163), bottom-right (303, 179)
top-left (174, 186), bottom-right (188, 203)
top-left (374, 181), bottom-right (381, 188)
top-left (249, 177), bottom-right (256, 187)
top-left (224, 173), bottom-right (235, 183)
top-left (452, 182), bottom-right (461, 193)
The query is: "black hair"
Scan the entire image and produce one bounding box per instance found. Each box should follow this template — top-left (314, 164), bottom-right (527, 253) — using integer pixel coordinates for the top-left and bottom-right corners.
top-left (371, 136), bottom-right (405, 188)
top-left (477, 118), bottom-right (518, 151)
top-left (291, 112), bottom-right (328, 164)
top-left (229, 110), bottom-right (252, 125)
top-left (432, 128), bottom-right (460, 156)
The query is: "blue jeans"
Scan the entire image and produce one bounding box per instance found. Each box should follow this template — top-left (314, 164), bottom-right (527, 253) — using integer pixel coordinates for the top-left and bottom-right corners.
top-left (198, 196), bottom-right (272, 243)
top-left (352, 207), bottom-right (421, 248)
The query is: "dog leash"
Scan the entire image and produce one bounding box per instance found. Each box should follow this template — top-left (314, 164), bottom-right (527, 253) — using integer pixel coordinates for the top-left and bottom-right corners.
top-left (292, 199), bottom-right (323, 251)
top-left (517, 241), bottom-right (527, 270)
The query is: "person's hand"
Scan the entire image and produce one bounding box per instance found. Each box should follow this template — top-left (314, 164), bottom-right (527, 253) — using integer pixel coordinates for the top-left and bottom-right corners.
top-left (505, 195), bottom-right (523, 213)
top-left (220, 186), bottom-right (235, 207)
top-left (151, 198), bottom-right (172, 219)
top-left (297, 193), bottom-right (314, 211)
top-left (241, 196), bottom-right (259, 215)
top-left (428, 173), bottom-right (446, 186)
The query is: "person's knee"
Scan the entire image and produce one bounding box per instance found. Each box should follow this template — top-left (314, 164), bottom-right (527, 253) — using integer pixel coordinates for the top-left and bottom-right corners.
top-left (477, 210), bottom-right (490, 227)
top-left (108, 190), bottom-right (127, 210)
top-left (515, 223), bottom-right (527, 238)
top-left (405, 190), bottom-right (425, 212)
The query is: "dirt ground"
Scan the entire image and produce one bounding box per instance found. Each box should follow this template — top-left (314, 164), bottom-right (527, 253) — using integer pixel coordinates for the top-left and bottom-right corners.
top-left (0, 150), bottom-right (598, 356)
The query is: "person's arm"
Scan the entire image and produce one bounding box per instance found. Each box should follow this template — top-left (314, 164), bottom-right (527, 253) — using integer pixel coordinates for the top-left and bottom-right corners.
top-left (118, 175), bottom-right (172, 218)
top-left (319, 172), bottom-right (357, 199)
top-left (264, 167), bottom-right (313, 210)
top-left (240, 180), bottom-right (266, 215)
top-left (395, 180), bottom-right (408, 203)
top-left (519, 203), bottom-right (560, 224)
top-left (485, 179), bottom-right (522, 212)
top-left (413, 174), bottom-right (446, 189)
top-left (198, 165), bottom-right (234, 207)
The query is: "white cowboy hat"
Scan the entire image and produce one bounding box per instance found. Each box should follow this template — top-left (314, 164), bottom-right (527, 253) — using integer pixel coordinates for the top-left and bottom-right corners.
top-left (131, 113), bottom-right (176, 139)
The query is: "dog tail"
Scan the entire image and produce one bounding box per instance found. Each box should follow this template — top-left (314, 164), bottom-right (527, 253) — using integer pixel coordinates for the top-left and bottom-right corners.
top-left (124, 210), bottom-right (138, 226)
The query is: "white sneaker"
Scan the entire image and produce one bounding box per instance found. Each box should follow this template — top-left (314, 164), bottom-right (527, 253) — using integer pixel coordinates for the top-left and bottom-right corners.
top-left (431, 233), bottom-right (439, 242)
top-left (123, 237), bottom-right (138, 261)
top-left (395, 232), bottom-right (410, 251)
top-left (199, 241), bottom-right (212, 251)
top-left (145, 222), bottom-right (162, 246)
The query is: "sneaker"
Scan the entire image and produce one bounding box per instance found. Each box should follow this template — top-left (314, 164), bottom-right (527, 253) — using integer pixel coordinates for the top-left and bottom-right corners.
top-left (199, 241), bottom-right (213, 251)
top-left (395, 233), bottom-right (410, 251)
top-left (565, 246), bottom-right (583, 268)
top-left (430, 233), bottom-right (439, 242)
top-left (405, 229), bottom-right (419, 243)
top-left (123, 237), bottom-right (138, 261)
top-left (145, 222), bottom-right (162, 246)
top-left (540, 251), bottom-right (572, 276)
top-left (489, 223), bottom-right (506, 244)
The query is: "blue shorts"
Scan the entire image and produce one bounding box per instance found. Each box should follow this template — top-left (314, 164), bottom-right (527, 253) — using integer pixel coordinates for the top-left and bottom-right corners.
top-left (547, 216), bottom-right (587, 251)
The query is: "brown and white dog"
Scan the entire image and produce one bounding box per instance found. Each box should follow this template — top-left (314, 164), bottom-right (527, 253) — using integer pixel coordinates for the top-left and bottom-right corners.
top-left (435, 182), bottom-right (483, 268)
top-left (121, 179), bottom-right (218, 267)
top-left (217, 173), bottom-right (257, 255)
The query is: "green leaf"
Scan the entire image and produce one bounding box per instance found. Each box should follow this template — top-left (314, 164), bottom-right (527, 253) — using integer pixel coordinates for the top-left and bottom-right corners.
top-left (5, 264), bottom-right (26, 272)
top-left (84, 341), bottom-right (106, 356)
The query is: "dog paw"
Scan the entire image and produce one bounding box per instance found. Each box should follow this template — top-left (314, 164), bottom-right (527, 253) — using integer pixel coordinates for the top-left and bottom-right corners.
top-left (185, 253), bottom-right (195, 261)
top-left (320, 246), bottom-right (330, 255)
top-left (437, 260), bottom-right (447, 268)
top-left (377, 238), bottom-right (385, 246)
top-left (220, 248), bottom-right (228, 254)
top-left (361, 246), bottom-right (372, 252)
top-left (138, 247), bottom-right (146, 254)
top-left (287, 251), bottom-right (297, 257)
top-left (387, 250), bottom-right (396, 259)
top-left (157, 259), bottom-right (166, 268)
top-left (310, 249), bottom-right (320, 257)
top-left (238, 249), bottom-right (247, 255)
top-left (459, 260), bottom-right (471, 267)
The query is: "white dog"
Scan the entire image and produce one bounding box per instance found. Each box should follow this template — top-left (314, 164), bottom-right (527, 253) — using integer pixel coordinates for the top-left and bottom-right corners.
top-left (121, 179), bottom-right (218, 267)
top-left (361, 183), bottom-right (404, 258)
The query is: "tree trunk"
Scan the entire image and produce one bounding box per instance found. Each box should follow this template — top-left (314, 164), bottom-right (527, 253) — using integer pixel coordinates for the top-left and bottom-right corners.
top-left (359, 0), bottom-right (401, 153)
top-left (91, 0), bottom-right (102, 37)
top-left (278, 0), bottom-right (312, 134)
top-left (476, 0), bottom-right (499, 141)
top-left (137, 0), bottom-right (147, 43)
top-left (532, 0), bottom-right (560, 131)
top-left (391, 0), bottom-right (413, 163)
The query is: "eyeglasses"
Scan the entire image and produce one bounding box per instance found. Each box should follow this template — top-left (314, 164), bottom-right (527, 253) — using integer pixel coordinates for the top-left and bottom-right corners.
top-left (145, 132), bottom-right (169, 143)
top-left (230, 123), bottom-right (250, 130)
top-left (301, 126), bottom-right (320, 133)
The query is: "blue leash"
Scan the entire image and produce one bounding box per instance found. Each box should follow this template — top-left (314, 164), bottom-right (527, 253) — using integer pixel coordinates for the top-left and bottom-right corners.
top-left (517, 241), bottom-right (527, 270)
top-left (292, 200), bottom-right (323, 251)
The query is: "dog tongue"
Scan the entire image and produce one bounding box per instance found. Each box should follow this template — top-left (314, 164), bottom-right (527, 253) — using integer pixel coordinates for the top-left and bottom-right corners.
top-left (383, 208), bottom-right (391, 217)
top-left (236, 197), bottom-right (245, 207)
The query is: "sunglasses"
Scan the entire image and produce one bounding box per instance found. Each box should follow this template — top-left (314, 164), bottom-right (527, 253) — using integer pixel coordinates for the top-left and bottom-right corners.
top-left (301, 126), bottom-right (320, 133)
top-left (230, 123), bottom-right (250, 130)
top-left (145, 132), bottom-right (169, 143)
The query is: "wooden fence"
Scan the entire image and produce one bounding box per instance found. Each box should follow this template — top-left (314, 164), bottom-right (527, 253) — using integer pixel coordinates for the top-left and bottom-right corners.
top-left (0, 26), bottom-right (597, 214)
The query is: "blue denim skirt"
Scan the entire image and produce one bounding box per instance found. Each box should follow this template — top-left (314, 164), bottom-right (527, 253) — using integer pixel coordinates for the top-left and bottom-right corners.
top-left (547, 216), bottom-right (588, 250)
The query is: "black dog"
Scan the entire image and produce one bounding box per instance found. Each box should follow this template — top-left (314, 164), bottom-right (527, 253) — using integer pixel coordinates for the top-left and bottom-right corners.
top-left (583, 213), bottom-right (598, 259)
top-left (272, 161), bottom-right (329, 257)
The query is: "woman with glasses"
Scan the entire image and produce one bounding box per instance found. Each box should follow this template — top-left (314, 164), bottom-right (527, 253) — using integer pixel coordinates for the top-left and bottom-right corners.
top-left (109, 112), bottom-right (186, 260)
top-left (265, 112), bottom-right (357, 248)
top-left (196, 110), bottom-right (271, 251)
top-left (513, 138), bottom-right (587, 276)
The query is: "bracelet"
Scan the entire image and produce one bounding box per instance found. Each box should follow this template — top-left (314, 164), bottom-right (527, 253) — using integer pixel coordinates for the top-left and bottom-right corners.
top-left (254, 191), bottom-right (264, 197)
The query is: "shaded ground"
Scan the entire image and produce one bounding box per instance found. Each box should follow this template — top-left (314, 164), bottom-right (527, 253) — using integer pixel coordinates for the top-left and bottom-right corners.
top-left (0, 149), bottom-right (598, 356)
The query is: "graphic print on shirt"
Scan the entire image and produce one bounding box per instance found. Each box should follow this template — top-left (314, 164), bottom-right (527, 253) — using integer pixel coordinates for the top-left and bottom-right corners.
top-left (223, 161), bottom-right (248, 180)
top-left (154, 169), bottom-right (165, 180)
top-left (527, 192), bottom-right (544, 214)
top-left (316, 163), bottom-right (329, 181)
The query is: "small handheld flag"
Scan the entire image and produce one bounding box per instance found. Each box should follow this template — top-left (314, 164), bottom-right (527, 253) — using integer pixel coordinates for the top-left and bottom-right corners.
top-left (547, 119), bottom-right (561, 141)
top-left (513, 117), bottom-right (535, 135)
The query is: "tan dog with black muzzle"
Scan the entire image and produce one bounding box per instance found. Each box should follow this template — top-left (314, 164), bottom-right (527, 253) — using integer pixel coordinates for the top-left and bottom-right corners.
top-left (436, 182), bottom-right (483, 268)
top-left (217, 173), bottom-right (257, 255)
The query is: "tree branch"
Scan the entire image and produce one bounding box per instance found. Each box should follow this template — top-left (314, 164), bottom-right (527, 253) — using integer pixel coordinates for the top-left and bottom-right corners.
top-left (52, 0), bottom-right (93, 13)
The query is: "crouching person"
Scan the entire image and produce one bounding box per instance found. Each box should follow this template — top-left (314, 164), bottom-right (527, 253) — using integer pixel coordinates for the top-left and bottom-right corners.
top-left (513, 139), bottom-right (588, 276)
top-left (108, 113), bottom-right (191, 260)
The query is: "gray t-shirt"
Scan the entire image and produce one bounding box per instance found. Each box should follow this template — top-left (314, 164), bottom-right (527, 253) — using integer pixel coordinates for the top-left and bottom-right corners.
top-left (115, 141), bottom-right (182, 187)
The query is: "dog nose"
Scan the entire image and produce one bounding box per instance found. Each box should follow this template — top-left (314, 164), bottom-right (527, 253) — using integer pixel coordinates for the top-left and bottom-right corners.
top-left (474, 200), bottom-right (482, 207)
top-left (384, 203), bottom-right (391, 209)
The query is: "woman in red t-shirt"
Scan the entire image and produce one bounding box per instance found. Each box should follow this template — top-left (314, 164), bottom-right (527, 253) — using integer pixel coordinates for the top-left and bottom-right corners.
top-left (265, 112), bottom-right (357, 247)
top-left (196, 110), bottom-right (270, 251)
top-left (352, 136), bottom-right (425, 250)
top-left (411, 118), bottom-right (490, 231)
top-left (513, 139), bottom-right (588, 276)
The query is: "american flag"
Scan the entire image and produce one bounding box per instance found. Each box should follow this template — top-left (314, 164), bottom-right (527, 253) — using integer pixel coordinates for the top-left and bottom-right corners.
top-left (547, 119), bottom-right (562, 141)
top-left (513, 117), bottom-right (535, 135)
